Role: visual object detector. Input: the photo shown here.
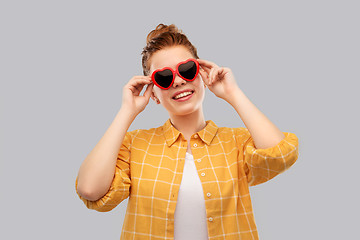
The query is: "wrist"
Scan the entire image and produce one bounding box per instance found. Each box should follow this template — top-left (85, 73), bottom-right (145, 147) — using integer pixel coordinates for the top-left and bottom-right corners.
top-left (119, 105), bottom-right (138, 119)
top-left (224, 87), bottom-right (244, 105)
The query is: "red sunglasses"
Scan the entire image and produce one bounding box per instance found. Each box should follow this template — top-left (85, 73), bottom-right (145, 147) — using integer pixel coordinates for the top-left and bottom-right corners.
top-left (151, 58), bottom-right (200, 90)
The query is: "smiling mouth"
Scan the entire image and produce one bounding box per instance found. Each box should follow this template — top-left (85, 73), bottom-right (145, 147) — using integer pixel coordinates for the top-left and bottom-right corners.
top-left (173, 91), bottom-right (195, 100)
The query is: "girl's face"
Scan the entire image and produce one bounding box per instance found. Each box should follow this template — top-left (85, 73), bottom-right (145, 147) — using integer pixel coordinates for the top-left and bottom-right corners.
top-left (149, 45), bottom-right (205, 116)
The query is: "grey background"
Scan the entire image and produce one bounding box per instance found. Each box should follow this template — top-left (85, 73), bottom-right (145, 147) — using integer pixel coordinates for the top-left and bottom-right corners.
top-left (1, 0), bottom-right (359, 239)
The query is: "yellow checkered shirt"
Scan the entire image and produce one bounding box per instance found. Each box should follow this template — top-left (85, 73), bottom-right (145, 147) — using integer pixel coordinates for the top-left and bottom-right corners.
top-left (75, 118), bottom-right (299, 239)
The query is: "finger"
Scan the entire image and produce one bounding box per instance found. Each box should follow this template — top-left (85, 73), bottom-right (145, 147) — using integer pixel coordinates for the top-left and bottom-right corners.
top-left (199, 65), bottom-right (211, 75)
top-left (200, 69), bottom-right (209, 85)
top-left (214, 68), bottom-right (224, 84)
top-left (209, 67), bottom-right (216, 85)
top-left (130, 77), bottom-right (152, 88)
top-left (132, 75), bottom-right (152, 81)
top-left (217, 67), bottom-right (227, 79)
top-left (197, 59), bottom-right (216, 67)
top-left (213, 67), bottom-right (223, 84)
top-left (128, 85), bottom-right (137, 94)
top-left (197, 59), bottom-right (218, 69)
top-left (211, 68), bottom-right (218, 84)
top-left (199, 68), bottom-right (208, 78)
top-left (143, 83), bottom-right (154, 100)
top-left (199, 69), bottom-right (210, 86)
top-left (213, 68), bottom-right (221, 84)
top-left (127, 80), bottom-right (147, 95)
top-left (129, 76), bottom-right (151, 86)
top-left (133, 85), bottom-right (143, 96)
top-left (134, 84), bottom-right (144, 93)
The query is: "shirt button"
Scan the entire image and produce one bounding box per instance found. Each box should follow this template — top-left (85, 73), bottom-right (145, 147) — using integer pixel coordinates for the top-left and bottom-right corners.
top-left (194, 134), bottom-right (198, 138)
top-left (193, 143), bottom-right (197, 147)
top-left (201, 172), bottom-right (205, 177)
top-left (197, 159), bottom-right (201, 162)
top-left (209, 217), bottom-right (213, 222)
top-left (206, 192), bottom-right (211, 197)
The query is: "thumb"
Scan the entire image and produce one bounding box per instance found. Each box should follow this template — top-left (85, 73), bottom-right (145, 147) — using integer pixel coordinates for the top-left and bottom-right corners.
top-left (143, 83), bottom-right (154, 100)
top-left (199, 69), bottom-right (209, 86)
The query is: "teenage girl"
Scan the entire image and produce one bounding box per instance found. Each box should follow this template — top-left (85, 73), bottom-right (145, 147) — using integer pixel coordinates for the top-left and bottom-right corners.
top-left (75, 23), bottom-right (299, 240)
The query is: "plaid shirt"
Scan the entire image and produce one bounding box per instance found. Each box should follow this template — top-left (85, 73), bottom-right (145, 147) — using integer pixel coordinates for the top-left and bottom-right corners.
top-left (75, 118), bottom-right (299, 239)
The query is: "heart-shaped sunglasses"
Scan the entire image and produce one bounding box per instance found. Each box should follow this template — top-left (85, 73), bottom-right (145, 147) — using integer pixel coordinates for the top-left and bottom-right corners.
top-left (151, 58), bottom-right (200, 90)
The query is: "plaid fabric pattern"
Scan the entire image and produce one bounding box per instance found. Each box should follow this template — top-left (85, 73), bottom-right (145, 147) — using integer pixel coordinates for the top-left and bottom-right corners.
top-left (75, 118), bottom-right (299, 239)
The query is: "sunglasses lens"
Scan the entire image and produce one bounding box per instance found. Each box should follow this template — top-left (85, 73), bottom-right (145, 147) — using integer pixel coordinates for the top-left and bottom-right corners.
top-left (154, 69), bottom-right (173, 89)
top-left (178, 60), bottom-right (198, 80)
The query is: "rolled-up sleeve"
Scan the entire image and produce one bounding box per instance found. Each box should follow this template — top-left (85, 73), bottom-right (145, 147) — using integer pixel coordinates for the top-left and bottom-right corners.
top-left (75, 131), bottom-right (132, 212)
top-left (235, 127), bottom-right (299, 186)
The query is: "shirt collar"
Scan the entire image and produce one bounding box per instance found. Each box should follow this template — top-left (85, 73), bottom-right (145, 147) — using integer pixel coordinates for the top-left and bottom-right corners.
top-left (162, 118), bottom-right (218, 147)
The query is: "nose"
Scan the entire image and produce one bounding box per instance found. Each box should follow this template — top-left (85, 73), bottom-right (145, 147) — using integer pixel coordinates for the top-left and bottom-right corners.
top-left (172, 74), bottom-right (187, 88)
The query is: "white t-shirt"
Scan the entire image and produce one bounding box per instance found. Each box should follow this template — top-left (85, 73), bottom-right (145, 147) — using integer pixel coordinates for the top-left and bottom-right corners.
top-left (174, 151), bottom-right (209, 240)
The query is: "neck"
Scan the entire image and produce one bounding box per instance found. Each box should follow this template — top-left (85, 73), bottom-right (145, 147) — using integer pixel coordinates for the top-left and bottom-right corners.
top-left (169, 109), bottom-right (206, 141)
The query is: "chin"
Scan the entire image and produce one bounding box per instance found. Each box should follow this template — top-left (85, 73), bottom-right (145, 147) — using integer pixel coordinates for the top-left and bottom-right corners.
top-left (172, 104), bottom-right (202, 116)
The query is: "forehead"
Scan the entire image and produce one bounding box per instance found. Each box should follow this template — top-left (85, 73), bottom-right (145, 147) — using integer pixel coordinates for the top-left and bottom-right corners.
top-left (149, 45), bottom-right (194, 73)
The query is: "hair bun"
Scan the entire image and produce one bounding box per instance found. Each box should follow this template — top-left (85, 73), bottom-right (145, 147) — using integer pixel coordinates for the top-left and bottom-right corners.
top-left (146, 23), bottom-right (183, 44)
top-left (141, 23), bottom-right (198, 76)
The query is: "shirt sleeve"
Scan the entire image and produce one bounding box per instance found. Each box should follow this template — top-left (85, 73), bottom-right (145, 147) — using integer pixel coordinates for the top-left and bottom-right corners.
top-left (235, 127), bottom-right (299, 186)
top-left (74, 131), bottom-right (132, 212)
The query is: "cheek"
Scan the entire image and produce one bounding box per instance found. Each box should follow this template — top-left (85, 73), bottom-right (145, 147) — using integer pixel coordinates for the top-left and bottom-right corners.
top-left (195, 77), bottom-right (205, 91)
top-left (154, 88), bottom-right (169, 101)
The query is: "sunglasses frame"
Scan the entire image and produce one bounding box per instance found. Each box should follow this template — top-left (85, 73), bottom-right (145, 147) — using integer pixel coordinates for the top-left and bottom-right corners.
top-left (151, 58), bottom-right (200, 90)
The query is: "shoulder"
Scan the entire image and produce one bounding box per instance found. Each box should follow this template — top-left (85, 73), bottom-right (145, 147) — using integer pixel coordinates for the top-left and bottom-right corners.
top-left (126, 124), bottom-right (164, 143)
top-left (215, 125), bottom-right (249, 139)
top-left (209, 124), bottom-right (251, 148)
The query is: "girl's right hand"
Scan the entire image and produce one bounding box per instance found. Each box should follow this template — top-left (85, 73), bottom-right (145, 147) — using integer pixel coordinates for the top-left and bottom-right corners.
top-left (121, 75), bottom-right (154, 116)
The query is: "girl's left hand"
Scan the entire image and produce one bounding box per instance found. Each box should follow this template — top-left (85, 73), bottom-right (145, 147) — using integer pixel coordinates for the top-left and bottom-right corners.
top-left (197, 59), bottom-right (240, 101)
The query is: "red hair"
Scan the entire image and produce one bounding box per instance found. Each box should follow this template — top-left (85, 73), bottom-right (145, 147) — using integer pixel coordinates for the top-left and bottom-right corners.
top-left (141, 23), bottom-right (199, 76)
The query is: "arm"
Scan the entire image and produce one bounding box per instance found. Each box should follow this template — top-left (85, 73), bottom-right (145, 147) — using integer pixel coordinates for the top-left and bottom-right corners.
top-left (197, 58), bottom-right (298, 186)
top-left (197, 58), bottom-right (284, 149)
top-left (76, 106), bottom-right (136, 201)
top-left (224, 80), bottom-right (298, 186)
top-left (226, 87), bottom-right (285, 149)
top-left (76, 75), bottom-right (153, 202)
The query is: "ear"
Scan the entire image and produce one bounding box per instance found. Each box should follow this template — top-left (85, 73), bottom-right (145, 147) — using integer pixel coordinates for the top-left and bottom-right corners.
top-left (150, 91), bottom-right (156, 101)
top-left (151, 91), bottom-right (161, 104)
top-left (199, 75), bottom-right (206, 88)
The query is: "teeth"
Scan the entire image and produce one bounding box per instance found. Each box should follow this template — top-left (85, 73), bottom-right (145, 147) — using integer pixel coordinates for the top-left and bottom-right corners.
top-left (174, 91), bottom-right (193, 99)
